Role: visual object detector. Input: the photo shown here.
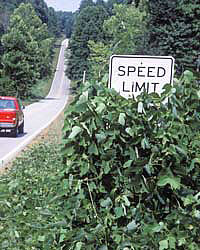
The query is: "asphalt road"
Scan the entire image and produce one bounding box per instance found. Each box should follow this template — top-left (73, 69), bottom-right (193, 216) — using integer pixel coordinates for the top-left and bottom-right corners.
top-left (0, 39), bottom-right (70, 167)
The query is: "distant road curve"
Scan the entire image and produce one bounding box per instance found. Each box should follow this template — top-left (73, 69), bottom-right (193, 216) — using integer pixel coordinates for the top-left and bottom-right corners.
top-left (0, 39), bottom-right (70, 167)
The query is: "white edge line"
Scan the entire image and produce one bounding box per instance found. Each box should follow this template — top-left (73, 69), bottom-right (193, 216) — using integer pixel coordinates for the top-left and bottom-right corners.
top-left (0, 96), bottom-right (68, 167)
top-left (0, 39), bottom-right (69, 167)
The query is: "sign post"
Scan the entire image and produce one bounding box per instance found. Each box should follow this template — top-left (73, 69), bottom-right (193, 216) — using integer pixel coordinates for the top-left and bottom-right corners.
top-left (109, 55), bottom-right (174, 99)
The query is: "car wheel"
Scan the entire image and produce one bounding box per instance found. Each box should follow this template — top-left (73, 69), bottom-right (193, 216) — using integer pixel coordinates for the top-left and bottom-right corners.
top-left (11, 127), bottom-right (18, 137)
top-left (18, 121), bottom-right (24, 134)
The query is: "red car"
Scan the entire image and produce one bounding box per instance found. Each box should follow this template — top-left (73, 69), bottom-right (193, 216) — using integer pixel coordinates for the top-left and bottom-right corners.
top-left (0, 96), bottom-right (24, 137)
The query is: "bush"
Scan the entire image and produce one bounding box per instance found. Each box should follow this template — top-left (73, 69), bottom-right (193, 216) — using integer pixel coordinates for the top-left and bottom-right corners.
top-left (61, 71), bottom-right (200, 249)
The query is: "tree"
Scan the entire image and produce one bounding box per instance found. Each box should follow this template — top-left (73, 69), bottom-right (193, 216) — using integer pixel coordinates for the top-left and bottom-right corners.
top-left (1, 3), bottom-right (53, 98)
top-left (56, 11), bottom-right (74, 38)
top-left (79, 0), bottom-right (94, 11)
top-left (0, 0), bottom-right (62, 38)
top-left (66, 5), bottom-right (109, 81)
top-left (47, 7), bottom-right (60, 37)
top-left (105, 0), bottom-right (126, 14)
top-left (88, 40), bottom-right (111, 81)
top-left (145, 0), bottom-right (200, 73)
top-left (96, 0), bottom-right (106, 7)
top-left (29, 0), bottom-right (49, 24)
top-left (104, 4), bottom-right (146, 54)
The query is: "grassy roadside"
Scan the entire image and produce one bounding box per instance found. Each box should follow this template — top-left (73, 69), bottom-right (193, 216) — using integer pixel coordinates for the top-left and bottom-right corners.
top-left (0, 37), bottom-right (72, 250)
top-left (0, 109), bottom-right (68, 249)
top-left (0, 143), bottom-right (64, 249)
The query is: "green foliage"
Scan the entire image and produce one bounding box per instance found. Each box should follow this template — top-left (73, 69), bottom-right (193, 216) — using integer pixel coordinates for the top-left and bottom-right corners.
top-left (66, 5), bottom-right (109, 81)
top-left (106, 0), bottom-right (127, 15)
top-left (56, 11), bottom-right (74, 38)
top-left (88, 40), bottom-right (111, 81)
top-left (61, 71), bottom-right (200, 249)
top-left (0, 0), bottom-right (62, 37)
top-left (0, 142), bottom-right (65, 249)
top-left (79, 0), bottom-right (95, 11)
top-left (145, 0), bottom-right (200, 73)
top-left (0, 3), bottom-right (53, 98)
top-left (104, 3), bottom-right (146, 54)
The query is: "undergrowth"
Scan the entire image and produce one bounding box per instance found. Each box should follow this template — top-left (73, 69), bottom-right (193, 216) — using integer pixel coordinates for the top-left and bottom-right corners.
top-left (0, 142), bottom-right (66, 249)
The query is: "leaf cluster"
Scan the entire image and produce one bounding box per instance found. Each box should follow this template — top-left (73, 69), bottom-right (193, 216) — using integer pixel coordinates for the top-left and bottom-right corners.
top-left (61, 71), bottom-right (200, 249)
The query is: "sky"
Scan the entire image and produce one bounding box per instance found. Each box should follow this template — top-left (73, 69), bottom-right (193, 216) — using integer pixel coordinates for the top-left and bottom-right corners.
top-left (45, 0), bottom-right (82, 12)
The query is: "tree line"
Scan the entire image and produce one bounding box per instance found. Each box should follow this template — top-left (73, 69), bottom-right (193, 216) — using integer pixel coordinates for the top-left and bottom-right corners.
top-left (0, 0), bottom-right (74, 98)
top-left (66, 0), bottom-right (200, 83)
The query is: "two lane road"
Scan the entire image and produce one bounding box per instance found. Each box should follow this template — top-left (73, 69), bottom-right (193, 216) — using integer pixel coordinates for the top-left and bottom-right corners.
top-left (0, 39), bottom-right (70, 167)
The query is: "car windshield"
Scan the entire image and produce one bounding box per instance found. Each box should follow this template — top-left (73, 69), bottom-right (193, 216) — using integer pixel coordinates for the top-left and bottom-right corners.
top-left (0, 100), bottom-right (15, 109)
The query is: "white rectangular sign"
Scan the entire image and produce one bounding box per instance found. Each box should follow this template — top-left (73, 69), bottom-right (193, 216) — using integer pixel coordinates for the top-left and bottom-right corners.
top-left (109, 55), bottom-right (175, 99)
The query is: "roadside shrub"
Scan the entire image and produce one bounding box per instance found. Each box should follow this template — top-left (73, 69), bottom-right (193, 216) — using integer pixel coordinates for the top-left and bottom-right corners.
top-left (61, 71), bottom-right (200, 249)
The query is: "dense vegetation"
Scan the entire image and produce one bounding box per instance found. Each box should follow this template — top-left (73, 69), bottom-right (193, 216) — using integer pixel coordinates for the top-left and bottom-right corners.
top-left (66, 5), bottom-right (109, 80)
top-left (61, 71), bottom-right (200, 249)
top-left (0, 0), bottom-right (200, 249)
top-left (0, 142), bottom-right (65, 249)
top-left (0, 4), bottom-right (52, 97)
top-left (63, 0), bottom-right (200, 249)
top-left (66, 0), bottom-right (200, 82)
top-left (0, 0), bottom-right (74, 38)
top-left (145, 0), bottom-right (200, 73)
top-left (0, 0), bottom-right (74, 98)
top-left (1, 72), bottom-right (199, 249)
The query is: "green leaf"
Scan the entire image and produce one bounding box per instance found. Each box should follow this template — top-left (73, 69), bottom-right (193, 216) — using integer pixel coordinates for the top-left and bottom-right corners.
top-left (127, 220), bottom-right (138, 231)
top-left (96, 103), bottom-right (106, 113)
top-left (88, 143), bottom-right (99, 155)
top-left (68, 126), bottom-right (82, 139)
top-left (113, 234), bottom-right (121, 244)
top-left (137, 101), bottom-right (143, 113)
top-left (143, 222), bottom-right (164, 234)
top-left (141, 138), bottom-right (150, 149)
top-left (75, 242), bottom-right (83, 250)
top-left (59, 234), bottom-right (66, 243)
top-left (182, 195), bottom-right (196, 206)
top-left (159, 239), bottom-right (168, 250)
top-left (183, 70), bottom-right (194, 82)
top-left (38, 235), bottom-right (45, 242)
top-left (174, 145), bottom-right (187, 157)
top-left (157, 175), bottom-right (181, 190)
top-left (100, 197), bottom-right (112, 208)
top-left (125, 127), bottom-right (134, 136)
top-left (102, 73), bottom-right (109, 84)
top-left (168, 236), bottom-right (176, 249)
top-left (189, 158), bottom-right (200, 172)
top-left (8, 180), bottom-right (19, 192)
top-left (114, 207), bottom-right (124, 218)
top-left (118, 113), bottom-right (126, 126)
top-left (103, 162), bottom-right (111, 174)
top-left (96, 132), bottom-right (106, 143)
top-left (99, 245), bottom-right (108, 250)
top-left (123, 195), bottom-right (130, 206)
top-left (123, 160), bottom-right (133, 168)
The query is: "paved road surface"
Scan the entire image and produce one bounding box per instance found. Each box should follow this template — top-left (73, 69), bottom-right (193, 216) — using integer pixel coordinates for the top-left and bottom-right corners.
top-left (0, 39), bottom-right (70, 167)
